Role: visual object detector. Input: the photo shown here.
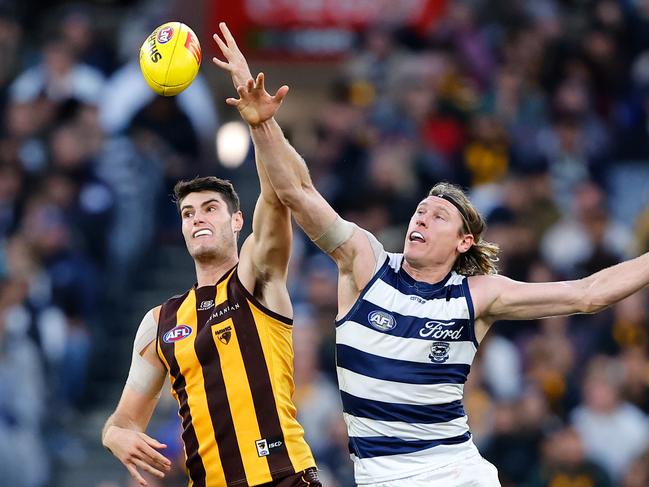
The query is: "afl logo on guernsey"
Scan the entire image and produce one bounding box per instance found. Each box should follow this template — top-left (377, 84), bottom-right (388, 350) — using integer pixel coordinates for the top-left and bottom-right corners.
top-left (163, 325), bottom-right (192, 343)
top-left (156, 26), bottom-right (174, 44)
top-left (368, 310), bottom-right (396, 332)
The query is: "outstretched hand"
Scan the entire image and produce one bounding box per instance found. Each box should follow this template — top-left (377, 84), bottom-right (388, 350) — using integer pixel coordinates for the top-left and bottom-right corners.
top-left (212, 22), bottom-right (253, 89)
top-left (227, 72), bottom-right (289, 127)
top-left (212, 22), bottom-right (288, 126)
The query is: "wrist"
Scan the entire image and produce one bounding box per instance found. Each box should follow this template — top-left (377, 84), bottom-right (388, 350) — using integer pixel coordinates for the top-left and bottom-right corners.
top-left (249, 118), bottom-right (277, 132)
top-left (102, 424), bottom-right (120, 446)
top-left (232, 70), bottom-right (253, 90)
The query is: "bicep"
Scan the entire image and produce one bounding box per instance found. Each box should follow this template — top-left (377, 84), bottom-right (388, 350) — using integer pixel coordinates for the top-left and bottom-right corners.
top-left (244, 193), bottom-right (292, 278)
top-left (121, 308), bottom-right (167, 428)
top-left (477, 275), bottom-right (588, 321)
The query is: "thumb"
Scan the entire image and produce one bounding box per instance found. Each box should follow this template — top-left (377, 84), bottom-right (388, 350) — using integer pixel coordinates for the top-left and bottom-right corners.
top-left (273, 85), bottom-right (289, 104)
top-left (225, 97), bottom-right (240, 106)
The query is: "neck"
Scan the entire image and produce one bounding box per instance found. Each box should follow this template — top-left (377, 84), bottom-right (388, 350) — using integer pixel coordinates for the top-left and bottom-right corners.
top-left (401, 259), bottom-right (454, 284)
top-left (194, 254), bottom-right (239, 287)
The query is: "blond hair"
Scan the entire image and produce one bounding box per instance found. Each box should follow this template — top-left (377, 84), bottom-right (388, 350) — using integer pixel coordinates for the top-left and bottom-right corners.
top-left (428, 182), bottom-right (499, 276)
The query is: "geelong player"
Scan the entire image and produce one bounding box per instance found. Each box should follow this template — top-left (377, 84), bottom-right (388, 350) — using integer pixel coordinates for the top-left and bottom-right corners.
top-left (101, 33), bottom-right (320, 487)
top-left (215, 22), bottom-right (649, 487)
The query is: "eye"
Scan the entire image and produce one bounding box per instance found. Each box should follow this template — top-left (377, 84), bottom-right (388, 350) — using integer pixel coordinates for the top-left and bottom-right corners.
top-left (183, 211), bottom-right (193, 219)
top-left (207, 205), bottom-right (217, 212)
top-left (436, 214), bottom-right (446, 221)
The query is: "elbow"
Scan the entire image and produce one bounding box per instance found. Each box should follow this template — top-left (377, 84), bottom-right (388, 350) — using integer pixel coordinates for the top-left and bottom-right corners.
top-left (581, 300), bottom-right (603, 314)
top-left (579, 278), bottom-right (609, 314)
top-left (274, 183), bottom-right (312, 210)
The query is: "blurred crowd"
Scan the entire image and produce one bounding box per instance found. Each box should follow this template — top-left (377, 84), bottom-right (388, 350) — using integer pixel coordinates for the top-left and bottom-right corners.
top-left (2, 0), bottom-right (649, 486)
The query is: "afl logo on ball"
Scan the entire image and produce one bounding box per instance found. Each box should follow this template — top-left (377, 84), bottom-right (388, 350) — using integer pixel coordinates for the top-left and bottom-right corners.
top-left (156, 26), bottom-right (174, 44)
top-left (368, 310), bottom-right (396, 332)
top-left (163, 325), bottom-right (192, 343)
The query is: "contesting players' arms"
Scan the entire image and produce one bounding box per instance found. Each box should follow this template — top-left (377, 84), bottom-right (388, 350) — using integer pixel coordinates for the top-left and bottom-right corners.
top-left (211, 23), bottom-right (378, 315)
top-left (246, 113), bottom-right (380, 308)
top-left (212, 23), bottom-right (378, 316)
top-left (249, 108), bottom-right (380, 316)
top-left (102, 307), bottom-right (170, 487)
top-left (212, 23), bottom-right (292, 316)
top-left (471, 252), bottom-right (649, 323)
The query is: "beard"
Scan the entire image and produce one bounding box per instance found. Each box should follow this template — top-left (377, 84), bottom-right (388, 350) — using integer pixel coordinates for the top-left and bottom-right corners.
top-left (191, 245), bottom-right (221, 263)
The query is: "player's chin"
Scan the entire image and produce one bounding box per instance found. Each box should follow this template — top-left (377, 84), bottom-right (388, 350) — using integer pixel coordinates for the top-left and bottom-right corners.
top-left (403, 244), bottom-right (428, 263)
top-left (190, 244), bottom-right (219, 262)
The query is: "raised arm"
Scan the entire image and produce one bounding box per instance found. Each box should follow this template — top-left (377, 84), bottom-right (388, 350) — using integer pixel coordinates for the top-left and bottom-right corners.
top-left (212, 23), bottom-right (378, 315)
top-left (212, 23), bottom-right (291, 315)
top-left (102, 307), bottom-right (170, 486)
top-left (471, 252), bottom-right (649, 324)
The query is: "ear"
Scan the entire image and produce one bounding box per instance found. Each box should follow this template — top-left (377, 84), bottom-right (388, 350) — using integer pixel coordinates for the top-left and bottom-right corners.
top-left (457, 233), bottom-right (474, 254)
top-left (231, 211), bottom-right (243, 233)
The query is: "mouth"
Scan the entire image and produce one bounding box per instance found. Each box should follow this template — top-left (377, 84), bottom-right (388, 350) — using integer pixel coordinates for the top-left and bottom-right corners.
top-left (192, 229), bottom-right (213, 238)
top-left (409, 231), bottom-right (426, 243)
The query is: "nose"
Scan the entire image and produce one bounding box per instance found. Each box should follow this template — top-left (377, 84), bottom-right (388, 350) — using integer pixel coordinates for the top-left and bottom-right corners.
top-left (415, 217), bottom-right (427, 228)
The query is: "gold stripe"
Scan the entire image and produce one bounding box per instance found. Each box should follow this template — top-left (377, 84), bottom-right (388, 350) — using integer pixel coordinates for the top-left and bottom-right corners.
top-left (248, 302), bottom-right (316, 473)
top-left (215, 274), bottom-right (230, 306)
top-left (174, 290), bottom-right (227, 487)
top-left (213, 316), bottom-right (272, 484)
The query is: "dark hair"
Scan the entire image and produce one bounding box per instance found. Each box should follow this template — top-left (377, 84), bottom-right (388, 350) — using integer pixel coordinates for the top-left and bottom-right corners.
top-left (428, 182), bottom-right (499, 276)
top-left (173, 176), bottom-right (240, 214)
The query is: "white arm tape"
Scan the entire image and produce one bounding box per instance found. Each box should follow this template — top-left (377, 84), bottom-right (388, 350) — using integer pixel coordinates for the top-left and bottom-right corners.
top-left (311, 216), bottom-right (356, 254)
top-left (125, 309), bottom-right (167, 398)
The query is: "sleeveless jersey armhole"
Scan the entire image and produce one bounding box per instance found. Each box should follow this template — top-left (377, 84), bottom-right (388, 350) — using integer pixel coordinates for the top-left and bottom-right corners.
top-left (461, 278), bottom-right (479, 348)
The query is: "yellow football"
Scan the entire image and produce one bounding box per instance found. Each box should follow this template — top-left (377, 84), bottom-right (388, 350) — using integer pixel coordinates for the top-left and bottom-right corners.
top-left (139, 22), bottom-right (202, 96)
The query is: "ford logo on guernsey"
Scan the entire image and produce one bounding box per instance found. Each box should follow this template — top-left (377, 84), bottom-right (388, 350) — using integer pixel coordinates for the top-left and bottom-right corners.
top-left (163, 325), bottom-right (193, 343)
top-left (368, 310), bottom-right (396, 332)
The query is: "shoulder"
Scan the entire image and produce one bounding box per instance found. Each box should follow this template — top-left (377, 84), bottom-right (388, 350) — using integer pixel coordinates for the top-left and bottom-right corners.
top-left (467, 274), bottom-right (509, 289)
top-left (466, 274), bottom-right (509, 317)
top-left (150, 305), bottom-right (162, 323)
top-left (161, 289), bottom-right (193, 307)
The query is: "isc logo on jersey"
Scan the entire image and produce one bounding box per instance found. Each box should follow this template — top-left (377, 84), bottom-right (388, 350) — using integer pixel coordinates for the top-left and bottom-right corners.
top-left (163, 325), bottom-right (193, 343)
top-left (368, 310), bottom-right (396, 331)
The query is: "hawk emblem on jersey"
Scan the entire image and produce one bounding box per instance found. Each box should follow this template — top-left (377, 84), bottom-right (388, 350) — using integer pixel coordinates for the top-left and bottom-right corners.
top-left (368, 310), bottom-right (396, 331)
top-left (215, 325), bottom-right (232, 344)
top-left (429, 341), bottom-right (450, 363)
top-left (163, 325), bottom-right (192, 343)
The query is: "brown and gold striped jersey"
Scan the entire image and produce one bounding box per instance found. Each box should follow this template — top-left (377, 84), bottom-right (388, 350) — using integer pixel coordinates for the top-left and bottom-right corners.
top-left (156, 266), bottom-right (315, 487)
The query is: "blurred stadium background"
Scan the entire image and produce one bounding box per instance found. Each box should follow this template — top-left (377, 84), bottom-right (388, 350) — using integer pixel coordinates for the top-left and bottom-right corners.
top-left (1, 0), bottom-right (649, 486)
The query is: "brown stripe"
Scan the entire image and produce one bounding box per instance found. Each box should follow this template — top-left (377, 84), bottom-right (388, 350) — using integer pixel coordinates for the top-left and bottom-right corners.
top-left (228, 276), bottom-right (295, 479)
top-left (159, 291), bottom-right (207, 487)
top-left (194, 285), bottom-right (247, 484)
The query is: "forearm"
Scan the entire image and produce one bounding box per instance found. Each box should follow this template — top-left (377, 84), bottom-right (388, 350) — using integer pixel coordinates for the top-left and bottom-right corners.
top-left (249, 118), bottom-right (313, 206)
top-left (582, 252), bottom-right (649, 312)
top-left (254, 149), bottom-right (282, 206)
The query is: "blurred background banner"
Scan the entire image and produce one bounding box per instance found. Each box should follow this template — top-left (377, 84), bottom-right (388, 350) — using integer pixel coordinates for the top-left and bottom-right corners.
top-left (209, 0), bottom-right (447, 59)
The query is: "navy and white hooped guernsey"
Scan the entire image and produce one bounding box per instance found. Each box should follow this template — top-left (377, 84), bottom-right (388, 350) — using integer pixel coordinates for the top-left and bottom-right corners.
top-left (336, 250), bottom-right (480, 484)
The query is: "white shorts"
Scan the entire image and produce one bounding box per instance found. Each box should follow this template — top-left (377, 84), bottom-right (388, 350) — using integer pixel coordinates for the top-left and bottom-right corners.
top-left (359, 453), bottom-right (501, 487)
